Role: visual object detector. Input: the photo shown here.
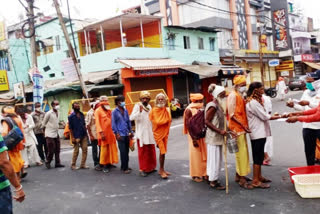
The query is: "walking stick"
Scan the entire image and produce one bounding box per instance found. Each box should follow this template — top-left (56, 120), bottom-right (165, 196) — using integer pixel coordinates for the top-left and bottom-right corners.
top-left (224, 117), bottom-right (229, 194)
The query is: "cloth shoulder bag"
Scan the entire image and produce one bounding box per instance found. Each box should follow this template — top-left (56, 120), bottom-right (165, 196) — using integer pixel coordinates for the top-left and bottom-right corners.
top-left (2, 117), bottom-right (24, 150)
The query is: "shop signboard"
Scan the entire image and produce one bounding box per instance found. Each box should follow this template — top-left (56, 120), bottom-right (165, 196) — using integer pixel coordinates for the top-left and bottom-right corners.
top-left (135, 68), bottom-right (178, 77)
top-left (269, 59), bottom-right (280, 67)
top-left (0, 70), bottom-right (9, 91)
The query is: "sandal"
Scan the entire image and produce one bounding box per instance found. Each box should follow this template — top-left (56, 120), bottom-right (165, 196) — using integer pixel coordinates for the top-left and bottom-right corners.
top-left (159, 172), bottom-right (168, 179)
top-left (260, 177), bottom-right (272, 183)
top-left (192, 177), bottom-right (203, 183)
top-left (252, 182), bottom-right (270, 189)
top-left (263, 160), bottom-right (272, 166)
top-left (165, 171), bottom-right (171, 176)
top-left (235, 176), bottom-right (252, 183)
top-left (239, 181), bottom-right (254, 190)
top-left (210, 181), bottom-right (226, 190)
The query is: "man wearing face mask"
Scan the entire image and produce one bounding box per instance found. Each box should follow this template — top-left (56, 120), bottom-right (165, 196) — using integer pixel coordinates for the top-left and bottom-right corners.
top-left (227, 75), bottom-right (252, 189)
top-left (68, 102), bottom-right (89, 170)
top-left (205, 84), bottom-right (228, 190)
top-left (112, 95), bottom-right (133, 174)
top-left (130, 91), bottom-right (157, 177)
top-left (31, 102), bottom-right (48, 163)
top-left (42, 100), bottom-right (65, 169)
top-left (183, 93), bottom-right (207, 183)
top-left (286, 72), bottom-right (320, 166)
top-left (95, 96), bottom-right (119, 173)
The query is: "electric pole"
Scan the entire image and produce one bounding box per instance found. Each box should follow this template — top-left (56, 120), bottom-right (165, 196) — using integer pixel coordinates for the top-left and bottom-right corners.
top-left (259, 29), bottom-right (265, 86)
top-left (26, 0), bottom-right (37, 67)
top-left (52, 0), bottom-right (88, 98)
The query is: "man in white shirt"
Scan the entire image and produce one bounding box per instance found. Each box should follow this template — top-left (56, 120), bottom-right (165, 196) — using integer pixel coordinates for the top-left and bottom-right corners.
top-left (262, 94), bottom-right (273, 165)
top-left (42, 100), bottom-right (65, 169)
top-left (130, 91), bottom-right (157, 177)
top-left (287, 75), bottom-right (320, 165)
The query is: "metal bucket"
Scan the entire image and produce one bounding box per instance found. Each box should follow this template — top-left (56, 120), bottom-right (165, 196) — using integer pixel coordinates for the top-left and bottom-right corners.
top-left (226, 133), bottom-right (239, 153)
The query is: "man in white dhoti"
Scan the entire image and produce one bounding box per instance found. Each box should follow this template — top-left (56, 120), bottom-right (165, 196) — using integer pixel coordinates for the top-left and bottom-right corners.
top-left (130, 91), bottom-right (157, 177)
top-left (276, 77), bottom-right (287, 101)
top-left (19, 111), bottom-right (42, 168)
top-left (205, 84), bottom-right (227, 190)
top-left (262, 94), bottom-right (273, 165)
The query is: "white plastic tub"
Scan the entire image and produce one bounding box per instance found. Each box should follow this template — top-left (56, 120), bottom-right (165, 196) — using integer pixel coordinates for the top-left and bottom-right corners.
top-left (292, 174), bottom-right (320, 198)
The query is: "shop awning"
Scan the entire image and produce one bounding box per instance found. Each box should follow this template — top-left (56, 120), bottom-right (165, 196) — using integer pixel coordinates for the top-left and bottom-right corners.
top-left (87, 84), bottom-right (123, 92)
top-left (83, 70), bottom-right (118, 84)
top-left (180, 65), bottom-right (221, 79)
top-left (181, 65), bottom-right (247, 79)
top-left (304, 62), bottom-right (320, 70)
top-left (118, 58), bottom-right (184, 70)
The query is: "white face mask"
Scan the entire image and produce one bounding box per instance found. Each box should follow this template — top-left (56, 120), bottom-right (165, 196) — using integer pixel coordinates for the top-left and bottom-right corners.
top-left (35, 107), bottom-right (41, 112)
top-left (239, 86), bottom-right (247, 93)
top-left (104, 105), bottom-right (111, 110)
top-left (54, 105), bottom-right (60, 110)
top-left (156, 104), bottom-right (165, 108)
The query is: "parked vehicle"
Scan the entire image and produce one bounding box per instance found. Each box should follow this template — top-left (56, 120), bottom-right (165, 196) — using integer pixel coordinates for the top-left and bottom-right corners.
top-left (288, 75), bottom-right (306, 91)
top-left (265, 87), bottom-right (277, 98)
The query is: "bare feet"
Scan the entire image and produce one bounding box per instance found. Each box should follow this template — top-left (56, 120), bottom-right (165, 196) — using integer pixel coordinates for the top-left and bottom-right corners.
top-left (164, 171), bottom-right (171, 176)
top-left (158, 170), bottom-right (168, 179)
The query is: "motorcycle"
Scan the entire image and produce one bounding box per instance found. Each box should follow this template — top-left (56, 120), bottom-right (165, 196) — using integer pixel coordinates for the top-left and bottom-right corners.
top-left (265, 87), bottom-right (277, 98)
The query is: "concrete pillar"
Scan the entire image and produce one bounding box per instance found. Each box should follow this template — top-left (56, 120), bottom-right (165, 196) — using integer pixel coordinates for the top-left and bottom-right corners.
top-left (244, 0), bottom-right (253, 50)
top-left (159, 0), bottom-right (168, 26)
top-left (229, 0), bottom-right (239, 49)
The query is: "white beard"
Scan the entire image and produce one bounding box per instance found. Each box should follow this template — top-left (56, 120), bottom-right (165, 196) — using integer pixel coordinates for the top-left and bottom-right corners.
top-left (156, 104), bottom-right (165, 108)
top-left (217, 98), bottom-right (227, 113)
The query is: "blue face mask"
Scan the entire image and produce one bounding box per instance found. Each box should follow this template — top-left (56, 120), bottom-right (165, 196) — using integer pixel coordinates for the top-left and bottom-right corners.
top-left (120, 102), bottom-right (126, 107)
top-left (306, 82), bottom-right (315, 91)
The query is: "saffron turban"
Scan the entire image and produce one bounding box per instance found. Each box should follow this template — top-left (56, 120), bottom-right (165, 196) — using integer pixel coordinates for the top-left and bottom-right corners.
top-left (233, 75), bottom-right (246, 85)
top-left (140, 91), bottom-right (151, 99)
top-left (190, 93), bottom-right (204, 102)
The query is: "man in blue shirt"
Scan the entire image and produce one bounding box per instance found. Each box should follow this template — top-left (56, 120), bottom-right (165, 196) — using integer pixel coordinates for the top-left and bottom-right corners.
top-left (68, 102), bottom-right (89, 170)
top-left (112, 95), bottom-right (133, 174)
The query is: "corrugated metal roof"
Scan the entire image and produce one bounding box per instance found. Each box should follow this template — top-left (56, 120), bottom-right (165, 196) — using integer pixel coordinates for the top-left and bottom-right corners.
top-left (118, 58), bottom-right (184, 70)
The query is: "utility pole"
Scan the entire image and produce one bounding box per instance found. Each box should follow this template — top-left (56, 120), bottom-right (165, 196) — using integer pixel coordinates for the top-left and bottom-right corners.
top-left (259, 29), bottom-right (265, 86)
top-left (52, 0), bottom-right (88, 98)
top-left (26, 0), bottom-right (37, 67)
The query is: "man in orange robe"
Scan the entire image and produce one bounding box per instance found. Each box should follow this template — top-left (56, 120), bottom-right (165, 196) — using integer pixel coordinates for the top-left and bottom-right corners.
top-left (95, 96), bottom-right (119, 173)
top-left (227, 75), bottom-right (252, 189)
top-left (183, 93), bottom-right (207, 183)
top-left (1, 106), bottom-right (27, 180)
top-left (149, 93), bottom-right (172, 179)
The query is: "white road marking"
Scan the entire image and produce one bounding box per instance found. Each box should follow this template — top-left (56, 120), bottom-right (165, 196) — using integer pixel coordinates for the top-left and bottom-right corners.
top-left (170, 123), bottom-right (183, 129)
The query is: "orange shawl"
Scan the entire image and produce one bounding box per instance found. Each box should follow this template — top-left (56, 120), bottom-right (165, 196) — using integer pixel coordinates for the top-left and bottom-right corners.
top-left (94, 106), bottom-right (116, 146)
top-left (149, 107), bottom-right (171, 142)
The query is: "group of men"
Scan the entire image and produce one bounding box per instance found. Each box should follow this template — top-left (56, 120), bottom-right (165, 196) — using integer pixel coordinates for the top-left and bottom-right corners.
top-left (68, 92), bottom-right (172, 179)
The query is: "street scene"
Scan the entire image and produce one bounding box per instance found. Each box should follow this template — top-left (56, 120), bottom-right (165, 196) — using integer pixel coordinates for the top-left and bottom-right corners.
top-left (0, 0), bottom-right (320, 214)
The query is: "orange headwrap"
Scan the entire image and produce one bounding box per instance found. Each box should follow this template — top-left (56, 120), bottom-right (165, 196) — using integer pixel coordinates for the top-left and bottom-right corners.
top-left (3, 106), bottom-right (16, 114)
top-left (190, 93), bottom-right (204, 102)
top-left (278, 77), bottom-right (284, 81)
top-left (233, 75), bottom-right (247, 85)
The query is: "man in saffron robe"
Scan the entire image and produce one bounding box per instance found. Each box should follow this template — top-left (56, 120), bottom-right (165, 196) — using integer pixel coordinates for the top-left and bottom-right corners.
top-left (130, 91), bottom-right (157, 177)
top-left (149, 93), bottom-right (171, 179)
top-left (227, 75), bottom-right (252, 189)
top-left (183, 93), bottom-right (207, 183)
top-left (95, 96), bottom-right (119, 173)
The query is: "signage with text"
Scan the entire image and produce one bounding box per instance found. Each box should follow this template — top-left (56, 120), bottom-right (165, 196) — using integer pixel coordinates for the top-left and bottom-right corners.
top-left (135, 69), bottom-right (178, 77)
top-left (0, 70), bottom-right (9, 91)
top-left (269, 59), bottom-right (280, 67)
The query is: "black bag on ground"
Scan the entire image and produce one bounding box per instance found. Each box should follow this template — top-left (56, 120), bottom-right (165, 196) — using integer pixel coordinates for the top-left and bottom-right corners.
top-left (1, 117), bottom-right (24, 150)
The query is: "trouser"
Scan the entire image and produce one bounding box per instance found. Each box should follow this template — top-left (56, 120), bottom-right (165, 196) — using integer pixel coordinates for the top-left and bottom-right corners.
top-left (251, 138), bottom-right (267, 165)
top-left (35, 134), bottom-right (48, 161)
top-left (0, 187), bottom-right (12, 214)
top-left (46, 137), bottom-right (61, 165)
top-left (118, 136), bottom-right (129, 171)
top-left (302, 128), bottom-right (320, 166)
top-left (91, 139), bottom-right (100, 166)
top-left (21, 143), bottom-right (41, 166)
top-left (71, 137), bottom-right (88, 167)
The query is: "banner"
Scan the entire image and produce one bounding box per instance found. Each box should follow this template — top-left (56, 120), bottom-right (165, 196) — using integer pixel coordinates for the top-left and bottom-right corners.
top-left (273, 9), bottom-right (288, 49)
top-left (33, 73), bottom-right (44, 105)
top-left (0, 70), bottom-right (9, 91)
top-left (13, 82), bottom-right (25, 99)
top-left (61, 58), bottom-right (78, 82)
top-left (0, 22), bottom-right (5, 41)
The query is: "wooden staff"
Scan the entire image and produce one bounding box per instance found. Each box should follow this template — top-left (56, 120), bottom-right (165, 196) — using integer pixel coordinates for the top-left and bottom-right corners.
top-left (224, 117), bottom-right (229, 194)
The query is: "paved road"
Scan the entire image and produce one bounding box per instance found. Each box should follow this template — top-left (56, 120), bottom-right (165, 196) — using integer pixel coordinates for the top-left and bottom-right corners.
top-left (14, 91), bottom-right (320, 214)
